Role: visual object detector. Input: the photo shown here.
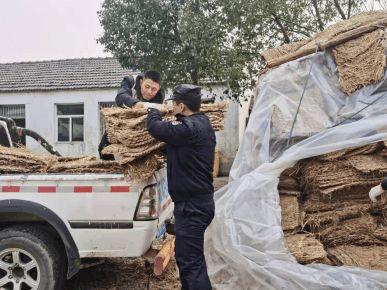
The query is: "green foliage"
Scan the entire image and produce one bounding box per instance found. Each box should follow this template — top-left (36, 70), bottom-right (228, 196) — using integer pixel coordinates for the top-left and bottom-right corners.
top-left (98, 0), bottom-right (372, 101)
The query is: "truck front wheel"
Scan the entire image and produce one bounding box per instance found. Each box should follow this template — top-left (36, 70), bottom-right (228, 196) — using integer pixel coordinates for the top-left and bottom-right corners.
top-left (0, 225), bottom-right (65, 290)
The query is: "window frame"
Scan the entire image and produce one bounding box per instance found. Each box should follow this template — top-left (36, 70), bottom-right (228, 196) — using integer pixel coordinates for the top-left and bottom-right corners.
top-left (0, 104), bottom-right (25, 119)
top-left (55, 103), bottom-right (84, 143)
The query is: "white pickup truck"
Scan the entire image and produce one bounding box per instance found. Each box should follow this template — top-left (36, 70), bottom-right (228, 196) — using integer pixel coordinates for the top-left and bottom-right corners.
top-left (0, 118), bottom-right (173, 290)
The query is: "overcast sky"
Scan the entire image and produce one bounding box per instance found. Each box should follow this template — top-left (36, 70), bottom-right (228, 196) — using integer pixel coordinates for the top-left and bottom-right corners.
top-left (0, 0), bottom-right (111, 63)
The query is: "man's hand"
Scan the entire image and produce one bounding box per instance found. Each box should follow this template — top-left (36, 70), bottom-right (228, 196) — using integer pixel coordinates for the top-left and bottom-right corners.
top-left (369, 184), bottom-right (385, 202)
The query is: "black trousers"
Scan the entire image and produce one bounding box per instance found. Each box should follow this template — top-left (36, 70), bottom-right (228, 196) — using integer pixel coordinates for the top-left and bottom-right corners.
top-left (174, 198), bottom-right (215, 290)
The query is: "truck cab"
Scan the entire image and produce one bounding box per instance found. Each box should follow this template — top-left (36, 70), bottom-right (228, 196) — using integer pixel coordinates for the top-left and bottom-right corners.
top-left (0, 118), bottom-right (173, 290)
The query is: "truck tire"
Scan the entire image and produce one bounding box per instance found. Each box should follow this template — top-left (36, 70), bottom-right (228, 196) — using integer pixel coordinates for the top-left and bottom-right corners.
top-left (0, 225), bottom-right (65, 290)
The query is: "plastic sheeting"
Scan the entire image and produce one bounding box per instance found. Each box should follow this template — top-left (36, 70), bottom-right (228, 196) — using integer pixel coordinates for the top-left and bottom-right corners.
top-left (205, 51), bottom-right (387, 290)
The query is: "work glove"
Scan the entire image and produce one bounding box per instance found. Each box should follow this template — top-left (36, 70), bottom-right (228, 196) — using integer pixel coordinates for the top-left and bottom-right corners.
top-left (143, 102), bottom-right (157, 109)
top-left (143, 102), bottom-right (166, 111)
top-left (369, 184), bottom-right (385, 202)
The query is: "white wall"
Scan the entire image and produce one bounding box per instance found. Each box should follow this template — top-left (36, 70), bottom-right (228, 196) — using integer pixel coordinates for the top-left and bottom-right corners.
top-left (201, 86), bottom-right (241, 175)
top-left (0, 88), bottom-right (116, 157)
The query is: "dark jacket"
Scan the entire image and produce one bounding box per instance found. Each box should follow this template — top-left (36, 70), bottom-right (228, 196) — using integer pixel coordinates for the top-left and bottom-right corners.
top-left (115, 74), bottom-right (165, 107)
top-left (381, 177), bottom-right (387, 190)
top-left (147, 109), bottom-right (216, 202)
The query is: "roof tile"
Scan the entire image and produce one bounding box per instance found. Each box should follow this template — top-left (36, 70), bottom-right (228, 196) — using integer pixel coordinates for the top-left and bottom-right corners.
top-left (0, 57), bottom-right (135, 92)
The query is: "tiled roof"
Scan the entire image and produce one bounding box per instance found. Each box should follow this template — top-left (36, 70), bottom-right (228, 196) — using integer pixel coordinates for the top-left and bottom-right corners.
top-left (0, 57), bottom-right (136, 92)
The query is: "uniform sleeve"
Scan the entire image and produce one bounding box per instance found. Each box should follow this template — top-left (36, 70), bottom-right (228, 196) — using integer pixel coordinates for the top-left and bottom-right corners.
top-left (146, 109), bottom-right (194, 146)
top-left (115, 76), bottom-right (139, 107)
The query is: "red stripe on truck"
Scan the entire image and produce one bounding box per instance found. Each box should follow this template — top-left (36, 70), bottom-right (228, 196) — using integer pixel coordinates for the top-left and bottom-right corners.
top-left (74, 186), bottom-right (93, 193)
top-left (2, 186), bottom-right (20, 192)
top-left (110, 186), bottom-right (130, 192)
top-left (38, 186), bottom-right (56, 193)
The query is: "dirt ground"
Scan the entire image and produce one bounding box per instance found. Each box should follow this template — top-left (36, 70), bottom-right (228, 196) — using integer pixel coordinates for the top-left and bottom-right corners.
top-left (65, 257), bottom-right (181, 290)
top-left (65, 176), bottom-right (229, 290)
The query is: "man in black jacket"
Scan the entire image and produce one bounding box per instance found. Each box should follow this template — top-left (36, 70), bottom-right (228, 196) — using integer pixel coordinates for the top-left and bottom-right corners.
top-left (147, 84), bottom-right (215, 290)
top-left (115, 70), bottom-right (164, 108)
top-left (99, 70), bottom-right (165, 160)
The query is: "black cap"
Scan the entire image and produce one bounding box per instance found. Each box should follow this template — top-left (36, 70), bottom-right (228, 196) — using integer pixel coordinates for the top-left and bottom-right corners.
top-left (168, 84), bottom-right (202, 102)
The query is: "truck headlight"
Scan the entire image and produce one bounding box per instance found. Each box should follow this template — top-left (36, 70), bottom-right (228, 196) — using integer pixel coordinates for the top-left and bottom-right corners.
top-left (135, 185), bottom-right (159, 220)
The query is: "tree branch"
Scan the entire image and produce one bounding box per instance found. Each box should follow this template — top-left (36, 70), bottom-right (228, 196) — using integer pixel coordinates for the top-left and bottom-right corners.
top-left (190, 64), bottom-right (199, 84)
top-left (271, 12), bottom-right (291, 43)
top-left (347, 0), bottom-right (352, 19)
top-left (278, 17), bottom-right (317, 34)
top-left (311, 0), bottom-right (325, 31)
top-left (286, 27), bottom-right (312, 38)
top-left (334, 0), bottom-right (347, 20)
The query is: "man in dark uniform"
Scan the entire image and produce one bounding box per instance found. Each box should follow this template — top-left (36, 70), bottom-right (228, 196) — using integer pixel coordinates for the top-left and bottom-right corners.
top-left (99, 70), bottom-right (165, 160)
top-left (147, 84), bottom-right (216, 290)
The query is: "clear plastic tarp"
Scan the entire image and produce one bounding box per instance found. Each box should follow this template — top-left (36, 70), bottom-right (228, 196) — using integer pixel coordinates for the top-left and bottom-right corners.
top-left (205, 51), bottom-right (387, 290)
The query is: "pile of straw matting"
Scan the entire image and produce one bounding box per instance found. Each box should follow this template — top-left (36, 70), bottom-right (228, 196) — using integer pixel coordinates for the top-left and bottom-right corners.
top-left (261, 11), bottom-right (387, 95)
top-left (279, 141), bottom-right (387, 271)
top-left (0, 146), bottom-right (122, 174)
top-left (101, 102), bottom-right (228, 180)
top-left (0, 102), bottom-right (228, 181)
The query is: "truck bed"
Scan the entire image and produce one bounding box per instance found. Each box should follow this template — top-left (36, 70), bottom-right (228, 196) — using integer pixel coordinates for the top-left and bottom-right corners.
top-left (0, 169), bottom-right (173, 257)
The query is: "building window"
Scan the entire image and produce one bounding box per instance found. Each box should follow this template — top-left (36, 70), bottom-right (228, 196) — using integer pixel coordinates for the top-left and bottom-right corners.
top-left (56, 104), bottom-right (84, 142)
top-left (0, 104), bottom-right (25, 119)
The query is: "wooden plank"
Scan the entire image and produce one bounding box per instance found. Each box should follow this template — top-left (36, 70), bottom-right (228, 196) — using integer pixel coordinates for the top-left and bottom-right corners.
top-left (154, 237), bottom-right (176, 276)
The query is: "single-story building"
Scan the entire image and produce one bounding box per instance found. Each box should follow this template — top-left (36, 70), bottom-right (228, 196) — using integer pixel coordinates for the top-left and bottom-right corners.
top-left (0, 57), bottom-right (250, 174)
